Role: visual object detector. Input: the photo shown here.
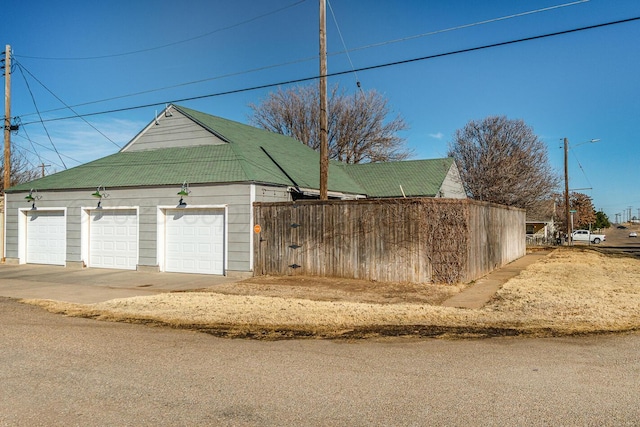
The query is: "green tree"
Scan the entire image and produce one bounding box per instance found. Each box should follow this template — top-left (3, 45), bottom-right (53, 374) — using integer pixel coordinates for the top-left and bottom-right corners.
top-left (593, 211), bottom-right (611, 230)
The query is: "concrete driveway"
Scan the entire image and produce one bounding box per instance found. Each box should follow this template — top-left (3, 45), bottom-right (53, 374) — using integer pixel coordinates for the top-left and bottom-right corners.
top-left (0, 264), bottom-right (240, 304)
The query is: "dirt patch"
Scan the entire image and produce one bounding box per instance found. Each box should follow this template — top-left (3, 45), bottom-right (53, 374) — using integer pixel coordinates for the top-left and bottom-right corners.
top-left (186, 275), bottom-right (466, 305)
top-left (23, 247), bottom-right (640, 340)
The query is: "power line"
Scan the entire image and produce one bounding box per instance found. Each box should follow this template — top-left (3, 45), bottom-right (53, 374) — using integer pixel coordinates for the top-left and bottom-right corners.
top-left (15, 120), bottom-right (43, 166)
top-left (18, 15), bottom-right (640, 127)
top-left (14, 60), bottom-right (122, 148)
top-left (13, 133), bottom-right (81, 165)
top-left (570, 149), bottom-right (594, 190)
top-left (344, 0), bottom-right (591, 55)
top-left (15, 63), bottom-right (68, 169)
top-left (17, 55), bottom-right (318, 119)
top-left (16, 0), bottom-right (590, 120)
top-left (8, 144), bottom-right (39, 172)
top-left (14, 0), bottom-right (307, 61)
top-left (12, 141), bottom-right (63, 171)
top-left (327, 0), bottom-right (362, 91)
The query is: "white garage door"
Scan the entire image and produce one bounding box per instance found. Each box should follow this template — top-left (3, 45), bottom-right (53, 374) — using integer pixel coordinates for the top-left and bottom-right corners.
top-left (165, 209), bottom-right (224, 275)
top-left (26, 210), bottom-right (66, 265)
top-left (89, 209), bottom-right (138, 270)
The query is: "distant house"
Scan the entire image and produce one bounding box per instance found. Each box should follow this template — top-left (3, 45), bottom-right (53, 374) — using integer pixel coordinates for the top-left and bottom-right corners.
top-left (3, 104), bottom-right (465, 276)
top-left (526, 199), bottom-right (557, 244)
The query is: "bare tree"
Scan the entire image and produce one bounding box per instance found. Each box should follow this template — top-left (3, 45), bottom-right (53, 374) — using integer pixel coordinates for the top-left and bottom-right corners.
top-left (249, 84), bottom-right (410, 163)
top-left (447, 116), bottom-right (559, 210)
top-left (1, 150), bottom-right (40, 192)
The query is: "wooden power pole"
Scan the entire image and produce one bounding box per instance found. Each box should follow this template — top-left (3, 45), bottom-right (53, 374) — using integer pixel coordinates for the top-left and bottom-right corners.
top-left (563, 137), bottom-right (571, 244)
top-left (40, 163), bottom-right (51, 178)
top-left (3, 44), bottom-right (10, 194)
top-left (319, 0), bottom-right (328, 200)
top-left (2, 44), bottom-right (9, 263)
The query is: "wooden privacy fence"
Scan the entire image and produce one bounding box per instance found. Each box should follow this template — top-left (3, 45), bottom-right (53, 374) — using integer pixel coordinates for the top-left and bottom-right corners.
top-left (253, 198), bottom-right (525, 284)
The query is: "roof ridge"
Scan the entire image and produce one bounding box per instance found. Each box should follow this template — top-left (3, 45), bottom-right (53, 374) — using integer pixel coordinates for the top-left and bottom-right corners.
top-left (171, 104), bottom-right (232, 142)
top-left (171, 104), bottom-right (260, 182)
top-left (172, 104), bottom-right (284, 144)
top-left (347, 157), bottom-right (453, 167)
top-left (171, 104), bottom-right (322, 188)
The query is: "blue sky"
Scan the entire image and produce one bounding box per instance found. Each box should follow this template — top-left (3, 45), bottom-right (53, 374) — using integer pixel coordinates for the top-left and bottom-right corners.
top-left (3, 0), bottom-right (639, 221)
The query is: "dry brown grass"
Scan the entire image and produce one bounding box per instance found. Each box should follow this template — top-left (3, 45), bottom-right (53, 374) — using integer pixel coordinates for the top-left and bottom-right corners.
top-left (25, 248), bottom-right (640, 339)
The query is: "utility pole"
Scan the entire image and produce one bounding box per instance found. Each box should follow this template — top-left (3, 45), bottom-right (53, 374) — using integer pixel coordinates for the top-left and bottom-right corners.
top-left (2, 44), bottom-right (9, 263)
top-left (40, 163), bottom-right (51, 178)
top-left (318, 0), bottom-right (328, 200)
top-left (563, 137), bottom-right (571, 244)
top-left (3, 45), bottom-right (10, 194)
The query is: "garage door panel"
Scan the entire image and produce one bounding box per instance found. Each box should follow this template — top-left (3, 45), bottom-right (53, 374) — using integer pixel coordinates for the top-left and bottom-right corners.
top-left (26, 210), bottom-right (66, 266)
top-left (165, 209), bottom-right (224, 275)
top-left (90, 209), bottom-right (138, 270)
top-left (115, 241), bottom-right (128, 251)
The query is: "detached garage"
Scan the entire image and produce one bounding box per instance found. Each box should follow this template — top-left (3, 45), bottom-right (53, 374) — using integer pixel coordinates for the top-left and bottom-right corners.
top-left (4, 104), bottom-right (466, 276)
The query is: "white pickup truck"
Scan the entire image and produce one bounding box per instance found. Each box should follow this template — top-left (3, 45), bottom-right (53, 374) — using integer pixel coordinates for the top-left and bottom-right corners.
top-left (572, 230), bottom-right (606, 244)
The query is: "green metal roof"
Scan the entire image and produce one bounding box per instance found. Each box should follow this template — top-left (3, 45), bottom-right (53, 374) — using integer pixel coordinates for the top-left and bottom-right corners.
top-left (175, 105), bottom-right (366, 194)
top-left (11, 144), bottom-right (252, 191)
top-left (346, 158), bottom-right (454, 197)
top-left (8, 105), bottom-right (453, 197)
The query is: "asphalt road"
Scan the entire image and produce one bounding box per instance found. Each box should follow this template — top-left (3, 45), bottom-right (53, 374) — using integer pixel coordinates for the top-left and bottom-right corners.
top-left (596, 224), bottom-right (640, 258)
top-left (1, 297), bottom-right (639, 426)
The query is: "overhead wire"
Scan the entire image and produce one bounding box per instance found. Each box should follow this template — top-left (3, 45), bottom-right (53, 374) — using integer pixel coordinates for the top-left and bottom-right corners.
top-left (15, 59), bottom-right (122, 148)
top-left (16, 0), bottom-right (590, 120)
top-left (570, 149), bottom-right (594, 191)
top-left (13, 133), bottom-right (77, 167)
top-left (17, 16), bottom-right (640, 127)
top-left (12, 142), bottom-right (60, 173)
top-left (14, 118), bottom-right (44, 166)
top-left (8, 143), bottom-right (39, 172)
top-left (14, 0), bottom-right (308, 61)
top-left (343, 0), bottom-right (591, 55)
top-left (17, 55), bottom-right (319, 119)
top-left (327, 0), bottom-right (362, 91)
top-left (15, 62), bottom-right (68, 169)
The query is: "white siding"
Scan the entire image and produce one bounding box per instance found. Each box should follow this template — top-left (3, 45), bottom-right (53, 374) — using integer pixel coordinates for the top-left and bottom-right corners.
top-left (122, 108), bottom-right (227, 152)
top-left (439, 163), bottom-right (467, 199)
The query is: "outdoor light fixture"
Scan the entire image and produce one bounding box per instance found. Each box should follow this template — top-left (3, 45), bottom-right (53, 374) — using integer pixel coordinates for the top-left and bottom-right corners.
top-left (91, 186), bottom-right (109, 208)
top-left (25, 189), bottom-right (37, 202)
top-left (91, 185), bottom-right (109, 199)
top-left (25, 189), bottom-right (41, 210)
top-left (177, 182), bottom-right (190, 206)
top-left (177, 182), bottom-right (190, 196)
